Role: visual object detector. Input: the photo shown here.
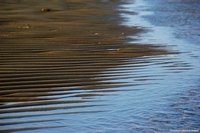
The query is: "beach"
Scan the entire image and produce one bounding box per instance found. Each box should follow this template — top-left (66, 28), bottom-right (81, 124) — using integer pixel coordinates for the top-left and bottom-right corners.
top-left (0, 0), bottom-right (171, 102)
top-left (0, 0), bottom-right (199, 132)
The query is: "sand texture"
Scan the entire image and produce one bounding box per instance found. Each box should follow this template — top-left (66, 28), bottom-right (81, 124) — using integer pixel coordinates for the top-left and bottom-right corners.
top-left (0, 0), bottom-right (172, 102)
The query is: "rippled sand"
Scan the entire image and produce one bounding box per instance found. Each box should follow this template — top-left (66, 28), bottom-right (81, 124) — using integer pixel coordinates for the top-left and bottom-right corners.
top-left (0, 0), bottom-right (180, 132)
top-left (0, 0), bottom-right (173, 102)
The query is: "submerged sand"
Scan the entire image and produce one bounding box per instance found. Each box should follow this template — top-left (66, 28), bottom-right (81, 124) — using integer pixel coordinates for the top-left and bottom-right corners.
top-left (0, 0), bottom-right (172, 102)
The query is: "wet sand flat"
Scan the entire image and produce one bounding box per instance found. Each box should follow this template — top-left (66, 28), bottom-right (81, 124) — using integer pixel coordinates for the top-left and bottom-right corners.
top-left (0, 0), bottom-right (173, 102)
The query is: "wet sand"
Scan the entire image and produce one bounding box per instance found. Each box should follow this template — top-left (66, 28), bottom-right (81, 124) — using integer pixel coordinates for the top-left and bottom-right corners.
top-left (0, 0), bottom-right (174, 102)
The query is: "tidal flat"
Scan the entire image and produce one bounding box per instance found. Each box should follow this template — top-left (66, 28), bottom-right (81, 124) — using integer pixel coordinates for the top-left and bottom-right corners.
top-left (0, 0), bottom-right (199, 133)
top-left (0, 0), bottom-right (172, 102)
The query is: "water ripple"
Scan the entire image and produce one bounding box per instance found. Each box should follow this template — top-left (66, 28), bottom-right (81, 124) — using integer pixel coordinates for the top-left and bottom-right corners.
top-left (0, 0), bottom-right (199, 133)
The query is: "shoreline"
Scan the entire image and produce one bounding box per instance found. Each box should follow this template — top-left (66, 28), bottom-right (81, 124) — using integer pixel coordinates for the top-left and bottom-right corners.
top-left (1, 1), bottom-right (199, 133)
top-left (0, 1), bottom-right (173, 102)
top-left (0, 0), bottom-right (174, 102)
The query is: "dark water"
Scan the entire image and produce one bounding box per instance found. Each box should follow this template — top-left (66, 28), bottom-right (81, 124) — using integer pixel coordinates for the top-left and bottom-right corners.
top-left (0, 0), bottom-right (200, 133)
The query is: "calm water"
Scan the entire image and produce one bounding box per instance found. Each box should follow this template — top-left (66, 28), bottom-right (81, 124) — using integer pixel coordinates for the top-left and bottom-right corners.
top-left (0, 0), bottom-right (200, 133)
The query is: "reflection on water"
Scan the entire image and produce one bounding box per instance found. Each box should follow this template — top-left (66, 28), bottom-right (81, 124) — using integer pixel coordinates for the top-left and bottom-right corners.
top-left (0, 53), bottom-right (194, 132)
top-left (120, 0), bottom-right (200, 132)
top-left (0, 0), bottom-right (200, 133)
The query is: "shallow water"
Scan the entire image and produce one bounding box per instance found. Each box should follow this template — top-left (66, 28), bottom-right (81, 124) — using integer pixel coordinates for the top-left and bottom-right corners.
top-left (0, 0), bottom-right (200, 133)
top-left (119, 0), bottom-right (200, 132)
